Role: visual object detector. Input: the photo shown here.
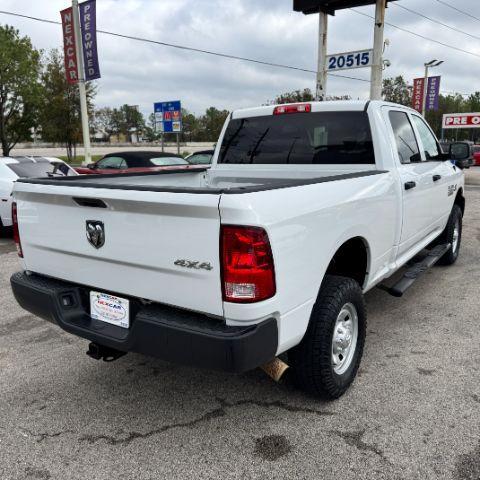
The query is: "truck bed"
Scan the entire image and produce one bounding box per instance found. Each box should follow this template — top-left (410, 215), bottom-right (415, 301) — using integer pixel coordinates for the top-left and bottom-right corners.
top-left (16, 165), bottom-right (384, 194)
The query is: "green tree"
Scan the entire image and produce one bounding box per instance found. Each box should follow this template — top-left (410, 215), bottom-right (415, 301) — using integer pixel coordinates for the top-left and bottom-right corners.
top-left (198, 107), bottom-right (229, 142)
top-left (382, 76), bottom-right (411, 106)
top-left (108, 104), bottom-right (145, 142)
top-left (92, 107), bottom-right (115, 142)
top-left (181, 108), bottom-right (201, 142)
top-left (0, 26), bottom-right (43, 156)
top-left (273, 88), bottom-right (314, 104)
top-left (39, 49), bottom-right (96, 161)
top-left (467, 92), bottom-right (480, 112)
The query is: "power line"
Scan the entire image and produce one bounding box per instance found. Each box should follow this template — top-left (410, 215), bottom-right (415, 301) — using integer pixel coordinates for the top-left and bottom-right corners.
top-left (0, 10), bottom-right (370, 84)
top-left (433, 0), bottom-right (480, 24)
top-left (392, 3), bottom-right (480, 42)
top-left (350, 8), bottom-right (480, 60)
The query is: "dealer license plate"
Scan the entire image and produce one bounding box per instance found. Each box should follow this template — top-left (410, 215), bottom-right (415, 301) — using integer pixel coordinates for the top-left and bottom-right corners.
top-left (90, 291), bottom-right (130, 329)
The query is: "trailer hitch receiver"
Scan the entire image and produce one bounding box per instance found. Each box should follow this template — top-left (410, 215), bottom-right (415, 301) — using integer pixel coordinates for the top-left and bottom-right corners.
top-left (86, 342), bottom-right (127, 362)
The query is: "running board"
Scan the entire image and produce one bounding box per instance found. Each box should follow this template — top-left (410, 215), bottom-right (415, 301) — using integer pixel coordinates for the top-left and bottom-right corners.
top-left (378, 244), bottom-right (451, 298)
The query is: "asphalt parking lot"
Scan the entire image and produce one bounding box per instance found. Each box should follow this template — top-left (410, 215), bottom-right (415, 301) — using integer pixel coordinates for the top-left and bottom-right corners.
top-left (0, 176), bottom-right (479, 480)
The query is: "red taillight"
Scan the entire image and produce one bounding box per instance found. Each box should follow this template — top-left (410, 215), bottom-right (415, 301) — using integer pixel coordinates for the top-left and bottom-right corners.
top-left (12, 202), bottom-right (23, 258)
top-left (221, 226), bottom-right (276, 303)
top-left (273, 103), bottom-right (311, 115)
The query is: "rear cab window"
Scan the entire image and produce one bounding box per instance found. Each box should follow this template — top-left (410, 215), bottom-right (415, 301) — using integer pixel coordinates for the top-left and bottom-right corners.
top-left (219, 111), bottom-right (375, 165)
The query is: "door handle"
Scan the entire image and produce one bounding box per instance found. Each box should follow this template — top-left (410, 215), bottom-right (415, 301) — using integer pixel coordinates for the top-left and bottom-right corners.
top-left (433, 174), bottom-right (442, 182)
top-left (404, 181), bottom-right (416, 190)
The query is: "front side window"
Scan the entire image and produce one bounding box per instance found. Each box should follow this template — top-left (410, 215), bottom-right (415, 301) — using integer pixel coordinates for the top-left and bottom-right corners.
top-left (219, 111), bottom-right (375, 165)
top-left (187, 153), bottom-right (213, 165)
top-left (389, 111), bottom-right (421, 164)
top-left (411, 116), bottom-right (442, 160)
top-left (96, 157), bottom-right (127, 169)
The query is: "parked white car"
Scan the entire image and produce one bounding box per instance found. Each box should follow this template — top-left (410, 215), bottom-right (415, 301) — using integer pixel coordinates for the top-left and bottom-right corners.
top-left (0, 156), bottom-right (77, 233)
top-left (10, 101), bottom-right (470, 399)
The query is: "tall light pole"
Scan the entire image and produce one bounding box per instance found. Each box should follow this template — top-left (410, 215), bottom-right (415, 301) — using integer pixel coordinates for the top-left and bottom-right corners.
top-left (316, 11), bottom-right (328, 101)
top-left (72, 0), bottom-right (92, 165)
top-left (370, 0), bottom-right (387, 100)
top-left (422, 59), bottom-right (443, 117)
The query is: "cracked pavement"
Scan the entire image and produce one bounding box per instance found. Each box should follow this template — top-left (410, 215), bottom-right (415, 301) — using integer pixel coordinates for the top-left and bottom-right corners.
top-left (0, 175), bottom-right (479, 480)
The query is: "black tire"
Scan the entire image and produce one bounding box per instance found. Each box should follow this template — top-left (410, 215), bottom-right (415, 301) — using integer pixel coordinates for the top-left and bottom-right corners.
top-left (289, 275), bottom-right (366, 400)
top-left (437, 205), bottom-right (463, 266)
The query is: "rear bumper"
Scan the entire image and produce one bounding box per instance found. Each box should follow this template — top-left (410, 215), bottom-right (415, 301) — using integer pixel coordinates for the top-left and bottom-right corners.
top-left (10, 271), bottom-right (278, 373)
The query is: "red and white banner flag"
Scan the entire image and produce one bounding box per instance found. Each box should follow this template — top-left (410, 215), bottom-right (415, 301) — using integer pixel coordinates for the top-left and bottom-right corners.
top-left (60, 7), bottom-right (79, 84)
top-left (412, 78), bottom-right (425, 113)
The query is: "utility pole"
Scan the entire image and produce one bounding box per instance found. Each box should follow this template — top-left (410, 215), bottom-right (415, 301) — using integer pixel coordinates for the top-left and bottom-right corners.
top-left (316, 11), bottom-right (328, 101)
top-left (422, 59), bottom-right (443, 117)
top-left (72, 0), bottom-right (92, 165)
top-left (370, 0), bottom-right (386, 100)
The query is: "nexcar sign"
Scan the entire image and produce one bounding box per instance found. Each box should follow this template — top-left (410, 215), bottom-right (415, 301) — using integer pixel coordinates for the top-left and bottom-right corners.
top-left (60, 7), bottom-right (78, 84)
top-left (442, 113), bottom-right (480, 129)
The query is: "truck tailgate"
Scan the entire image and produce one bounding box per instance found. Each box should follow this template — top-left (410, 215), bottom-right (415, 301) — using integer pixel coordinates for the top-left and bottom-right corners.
top-left (13, 183), bottom-right (223, 317)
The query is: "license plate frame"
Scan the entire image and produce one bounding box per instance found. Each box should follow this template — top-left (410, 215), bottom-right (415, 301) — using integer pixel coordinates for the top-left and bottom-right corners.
top-left (90, 291), bottom-right (130, 329)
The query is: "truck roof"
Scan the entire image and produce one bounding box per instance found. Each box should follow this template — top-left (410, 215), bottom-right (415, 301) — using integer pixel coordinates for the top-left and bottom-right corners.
top-left (232, 100), bottom-right (417, 120)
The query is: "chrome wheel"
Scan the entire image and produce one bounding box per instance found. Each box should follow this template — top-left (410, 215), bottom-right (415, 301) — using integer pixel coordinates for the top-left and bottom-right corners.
top-left (332, 303), bottom-right (358, 375)
top-left (452, 218), bottom-right (460, 254)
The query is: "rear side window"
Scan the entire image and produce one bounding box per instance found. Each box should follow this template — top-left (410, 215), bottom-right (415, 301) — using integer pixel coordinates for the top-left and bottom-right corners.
top-left (8, 161), bottom-right (74, 178)
top-left (148, 157), bottom-right (188, 166)
top-left (389, 111), bottom-right (421, 164)
top-left (219, 111), bottom-right (375, 165)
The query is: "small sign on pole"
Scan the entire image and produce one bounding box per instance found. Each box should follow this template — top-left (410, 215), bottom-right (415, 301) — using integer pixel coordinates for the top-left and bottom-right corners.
top-left (60, 7), bottom-right (79, 84)
top-left (412, 76), bottom-right (441, 113)
top-left (327, 49), bottom-right (373, 72)
top-left (425, 76), bottom-right (441, 112)
top-left (154, 101), bottom-right (182, 133)
top-left (79, 0), bottom-right (101, 80)
top-left (412, 78), bottom-right (425, 113)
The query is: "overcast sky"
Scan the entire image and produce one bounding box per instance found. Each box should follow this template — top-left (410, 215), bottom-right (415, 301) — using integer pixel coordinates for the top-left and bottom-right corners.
top-left (1, 0), bottom-right (479, 116)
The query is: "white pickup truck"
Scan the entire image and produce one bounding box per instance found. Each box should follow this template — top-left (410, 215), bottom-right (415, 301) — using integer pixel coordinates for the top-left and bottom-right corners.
top-left (10, 101), bottom-right (469, 399)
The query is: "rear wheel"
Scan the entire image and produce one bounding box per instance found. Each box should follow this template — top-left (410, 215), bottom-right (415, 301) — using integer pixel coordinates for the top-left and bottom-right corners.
top-left (438, 205), bottom-right (462, 266)
top-left (289, 275), bottom-right (366, 399)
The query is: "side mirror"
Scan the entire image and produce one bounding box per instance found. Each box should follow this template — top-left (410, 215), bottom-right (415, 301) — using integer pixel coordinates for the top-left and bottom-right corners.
top-left (87, 163), bottom-right (96, 169)
top-left (449, 142), bottom-right (472, 170)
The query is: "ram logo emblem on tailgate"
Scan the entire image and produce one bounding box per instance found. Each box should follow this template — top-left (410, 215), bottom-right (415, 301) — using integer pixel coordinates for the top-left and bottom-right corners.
top-left (174, 259), bottom-right (213, 271)
top-left (86, 220), bottom-right (105, 249)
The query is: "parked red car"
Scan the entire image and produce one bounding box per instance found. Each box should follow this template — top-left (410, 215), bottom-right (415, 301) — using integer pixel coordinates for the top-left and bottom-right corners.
top-left (75, 151), bottom-right (202, 175)
top-left (473, 145), bottom-right (480, 166)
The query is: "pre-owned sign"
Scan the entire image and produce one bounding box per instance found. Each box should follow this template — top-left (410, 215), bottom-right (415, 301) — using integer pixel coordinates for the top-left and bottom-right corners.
top-left (60, 7), bottom-right (79, 84)
top-left (442, 113), bottom-right (480, 129)
top-left (79, 0), bottom-right (101, 81)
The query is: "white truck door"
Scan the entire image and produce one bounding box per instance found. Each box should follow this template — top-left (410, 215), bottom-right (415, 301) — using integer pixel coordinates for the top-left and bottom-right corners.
top-left (386, 109), bottom-right (442, 256)
top-left (410, 113), bottom-right (457, 225)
